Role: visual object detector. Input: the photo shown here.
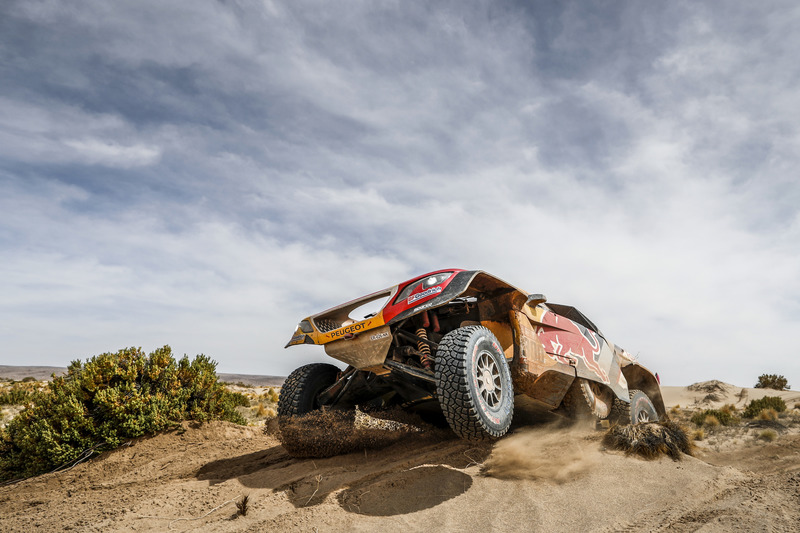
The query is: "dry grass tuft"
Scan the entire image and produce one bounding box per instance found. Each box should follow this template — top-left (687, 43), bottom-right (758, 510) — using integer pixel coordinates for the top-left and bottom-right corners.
top-left (255, 403), bottom-right (270, 417)
top-left (691, 428), bottom-right (705, 441)
top-left (669, 405), bottom-right (681, 416)
top-left (603, 420), bottom-right (693, 461)
top-left (236, 494), bottom-right (249, 517)
top-left (703, 415), bottom-right (721, 428)
top-left (758, 430), bottom-right (777, 442)
top-left (736, 388), bottom-right (748, 403)
top-left (758, 408), bottom-right (779, 421)
top-left (267, 387), bottom-right (280, 403)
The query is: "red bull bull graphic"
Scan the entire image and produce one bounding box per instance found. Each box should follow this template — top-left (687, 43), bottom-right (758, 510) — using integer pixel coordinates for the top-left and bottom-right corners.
top-left (535, 310), bottom-right (610, 383)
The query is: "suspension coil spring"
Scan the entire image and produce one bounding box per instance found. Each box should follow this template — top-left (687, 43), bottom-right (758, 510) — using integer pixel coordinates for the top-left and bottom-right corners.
top-left (416, 327), bottom-right (433, 370)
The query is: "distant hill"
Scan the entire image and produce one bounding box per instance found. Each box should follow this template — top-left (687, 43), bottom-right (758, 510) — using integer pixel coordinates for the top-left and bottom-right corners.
top-left (0, 365), bottom-right (66, 381)
top-left (0, 365), bottom-right (284, 387)
top-left (216, 373), bottom-right (285, 387)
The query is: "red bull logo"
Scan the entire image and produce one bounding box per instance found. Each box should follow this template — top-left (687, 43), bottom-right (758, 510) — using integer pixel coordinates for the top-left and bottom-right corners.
top-left (536, 311), bottom-right (609, 383)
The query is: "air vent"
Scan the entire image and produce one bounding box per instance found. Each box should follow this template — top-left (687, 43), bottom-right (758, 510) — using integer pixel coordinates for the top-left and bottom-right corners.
top-left (315, 318), bottom-right (341, 333)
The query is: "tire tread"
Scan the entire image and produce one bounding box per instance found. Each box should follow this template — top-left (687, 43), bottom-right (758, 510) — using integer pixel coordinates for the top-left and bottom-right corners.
top-left (435, 326), bottom-right (512, 441)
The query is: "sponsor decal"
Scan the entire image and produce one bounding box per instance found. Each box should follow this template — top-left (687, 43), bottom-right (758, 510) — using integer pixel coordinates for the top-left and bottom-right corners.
top-left (370, 332), bottom-right (390, 341)
top-left (407, 285), bottom-right (443, 304)
top-left (536, 311), bottom-right (610, 383)
top-left (328, 320), bottom-right (372, 339)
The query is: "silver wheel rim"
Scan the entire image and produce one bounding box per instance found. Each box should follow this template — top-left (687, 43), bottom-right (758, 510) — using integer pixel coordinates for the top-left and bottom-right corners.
top-left (636, 409), bottom-right (651, 423)
top-left (476, 350), bottom-right (502, 408)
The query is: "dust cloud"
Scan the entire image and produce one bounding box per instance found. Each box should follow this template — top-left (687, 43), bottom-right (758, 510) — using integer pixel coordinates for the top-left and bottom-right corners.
top-left (481, 425), bottom-right (602, 482)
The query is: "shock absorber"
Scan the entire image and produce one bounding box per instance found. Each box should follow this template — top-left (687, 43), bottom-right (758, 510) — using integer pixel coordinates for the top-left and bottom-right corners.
top-left (416, 327), bottom-right (433, 370)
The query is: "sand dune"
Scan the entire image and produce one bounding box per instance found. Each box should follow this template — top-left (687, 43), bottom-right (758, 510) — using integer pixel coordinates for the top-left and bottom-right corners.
top-left (2, 381), bottom-right (799, 532)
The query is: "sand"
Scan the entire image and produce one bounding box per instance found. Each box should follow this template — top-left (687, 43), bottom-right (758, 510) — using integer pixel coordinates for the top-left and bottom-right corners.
top-left (1, 381), bottom-right (799, 532)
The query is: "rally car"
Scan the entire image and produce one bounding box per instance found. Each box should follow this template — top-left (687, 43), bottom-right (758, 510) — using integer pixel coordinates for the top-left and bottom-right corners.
top-left (279, 269), bottom-right (666, 445)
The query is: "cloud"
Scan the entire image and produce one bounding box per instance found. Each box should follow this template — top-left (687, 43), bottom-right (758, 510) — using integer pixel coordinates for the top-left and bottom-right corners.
top-left (1, 1), bottom-right (798, 387)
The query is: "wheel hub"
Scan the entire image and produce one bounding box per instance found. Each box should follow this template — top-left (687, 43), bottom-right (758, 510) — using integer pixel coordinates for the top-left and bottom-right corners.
top-left (482, 369), bottom-right (494, 388)
top-left (476, 351), bottom-right (502, 408)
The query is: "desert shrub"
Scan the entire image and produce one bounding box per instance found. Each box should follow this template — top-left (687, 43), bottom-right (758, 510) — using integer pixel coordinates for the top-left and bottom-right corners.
top-left (0, 346), bottom-right (248, 481)
top-left (691, 428), bottom-right (705, 441)
top-left (754, 374), bottom-right (789, 390)
top-left (743, 396), bottom-right (786, 418)
top-left (720, 404), bottom-right (738, 416)
top-left (690, 409), bottom-right (739, 427)
top-left (758, 430), bottom-right (777, 442)
top-left (21, 377), bottom-right (37, 383)
top-left (0, 385), bottom-right (35, 406)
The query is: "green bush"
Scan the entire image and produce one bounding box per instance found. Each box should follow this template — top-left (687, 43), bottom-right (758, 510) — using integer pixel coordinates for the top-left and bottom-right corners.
top-left (754, 374), bottom-right (790, 390)
top-left (690, 409), bottom-right (739, 427)
top-left (0, 346), bottom-right (248, 481)
top-left (0, 385), bottom-right (35, 406)
top-left (743, 396), bottom-right (786, 418)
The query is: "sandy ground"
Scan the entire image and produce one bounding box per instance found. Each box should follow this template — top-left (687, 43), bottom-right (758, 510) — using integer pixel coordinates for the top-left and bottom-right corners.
top-left (2, 382), bottom-right (799, 532)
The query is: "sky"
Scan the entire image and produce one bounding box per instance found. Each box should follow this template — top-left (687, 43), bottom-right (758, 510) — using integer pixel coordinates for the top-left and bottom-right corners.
top-left (1, 0), bottom-right (799, 388)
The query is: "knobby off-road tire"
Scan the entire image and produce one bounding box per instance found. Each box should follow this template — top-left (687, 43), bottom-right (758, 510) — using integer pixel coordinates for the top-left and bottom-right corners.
top-left (610, 389), bottom-right (658, 425)
top-left (562, 379), bottom-right (594, 420)
top-left (277, 363), bottom-right (345, 456)
top-left (277, 363), bottom-right (341, 419)
top-left (435, 326), bottom-right (514, 441)
top-left (580, 379), bottom-right (614, 419)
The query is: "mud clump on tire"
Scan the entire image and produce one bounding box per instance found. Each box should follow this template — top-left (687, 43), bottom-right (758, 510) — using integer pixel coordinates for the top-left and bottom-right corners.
top-left (277, 408), bottom-right (445, 458)
top-left (602, 420), bottom-right (694, 461)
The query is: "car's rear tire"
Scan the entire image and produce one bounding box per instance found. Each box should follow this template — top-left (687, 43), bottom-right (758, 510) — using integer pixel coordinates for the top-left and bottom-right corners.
top-left (563, 379), bottom-right (593, 420)
top-left (435, 326), bottom-right (514, 440)
top-left (610, 389), bottom-right (658, 425)
top-left (630, 389), bottom-right (658, 423)
top-left (564, 379), bottom-right (614, 421)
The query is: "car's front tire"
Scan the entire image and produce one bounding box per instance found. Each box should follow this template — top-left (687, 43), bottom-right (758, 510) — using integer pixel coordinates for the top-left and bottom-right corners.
top-left (435, 326), bottom-right (514, 440)
top-left (277, 363), bottom-right (349, 456)
top-left (277, 363), bottom-right (341, 418)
